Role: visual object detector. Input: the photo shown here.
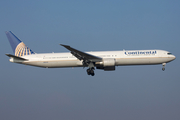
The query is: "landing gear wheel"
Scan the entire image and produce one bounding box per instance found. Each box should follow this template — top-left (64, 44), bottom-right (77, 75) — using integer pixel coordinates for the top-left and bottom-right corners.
top-left (90, 69), bottom-right (95, 76)
top-left (86, 62), bottom-right (95, 76)
top-left (86, 69), bottom-right (91, 75)
top-left (86, 68), bottom-right (95, 76)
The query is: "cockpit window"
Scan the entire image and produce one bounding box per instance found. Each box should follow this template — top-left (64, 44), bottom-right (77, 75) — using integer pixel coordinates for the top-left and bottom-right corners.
top-left (167, 53), bottom-right (172, 55)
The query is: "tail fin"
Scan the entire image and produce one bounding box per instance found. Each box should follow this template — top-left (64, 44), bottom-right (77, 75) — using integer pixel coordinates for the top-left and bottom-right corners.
top-left (5, 31), bottom-right (35, 57)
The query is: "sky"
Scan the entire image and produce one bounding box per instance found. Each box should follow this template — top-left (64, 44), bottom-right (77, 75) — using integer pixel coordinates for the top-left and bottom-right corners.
top-left (0, 0), bottom-right (180, 120)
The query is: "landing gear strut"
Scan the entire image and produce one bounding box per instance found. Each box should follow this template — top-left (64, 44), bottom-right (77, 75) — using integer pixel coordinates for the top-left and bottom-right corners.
top-left (162, 63), bottom-right (166, 71)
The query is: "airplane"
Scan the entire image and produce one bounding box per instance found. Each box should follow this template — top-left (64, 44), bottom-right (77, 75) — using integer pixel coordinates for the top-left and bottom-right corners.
top-left (5, 31), bottom-right (176, 76)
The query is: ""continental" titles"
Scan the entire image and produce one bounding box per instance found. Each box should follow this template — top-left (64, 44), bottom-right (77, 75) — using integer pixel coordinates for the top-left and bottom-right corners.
top-left (125, 51), bottom-right (157, 55)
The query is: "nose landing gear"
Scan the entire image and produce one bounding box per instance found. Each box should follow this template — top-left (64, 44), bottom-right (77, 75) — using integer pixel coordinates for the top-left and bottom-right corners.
top-left (162, 63), bottom-right (166, 71)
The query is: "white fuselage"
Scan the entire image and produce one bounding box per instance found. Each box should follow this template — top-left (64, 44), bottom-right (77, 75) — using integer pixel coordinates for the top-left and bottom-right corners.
top-left (10, 49), bottom-right (176, 68)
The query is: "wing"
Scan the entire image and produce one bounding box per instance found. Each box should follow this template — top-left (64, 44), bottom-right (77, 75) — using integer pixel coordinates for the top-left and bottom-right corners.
top-left (60, 44), bottom-right (102, 62)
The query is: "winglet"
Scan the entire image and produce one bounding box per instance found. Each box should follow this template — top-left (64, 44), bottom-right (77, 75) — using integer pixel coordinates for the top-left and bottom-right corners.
top-left (60, 44), bottom-right (72, 51)
top-left (60, 44), bottom-right (70, 47)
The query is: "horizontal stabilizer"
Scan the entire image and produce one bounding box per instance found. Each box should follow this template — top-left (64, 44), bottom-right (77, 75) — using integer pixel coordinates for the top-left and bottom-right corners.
top-left (5, 54), bottom-right (28, 61)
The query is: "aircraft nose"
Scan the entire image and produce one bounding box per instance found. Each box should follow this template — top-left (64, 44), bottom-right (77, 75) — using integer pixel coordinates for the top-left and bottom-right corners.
top-left (168, 54), bottom-right (176, 62)
top-left (172, 55), bottom-right (176, 60)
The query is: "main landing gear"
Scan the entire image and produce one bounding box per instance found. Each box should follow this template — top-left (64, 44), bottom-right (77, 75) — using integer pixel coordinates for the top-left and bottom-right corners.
top-left (87, 68), bottom-right (95, 76)
top-left (162, 63), bottom-right (166, 71)
top-left (86, 62), bottom-right (95, 76)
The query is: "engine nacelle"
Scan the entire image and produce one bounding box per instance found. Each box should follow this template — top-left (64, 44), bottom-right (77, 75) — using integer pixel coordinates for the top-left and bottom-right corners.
top-left (96, 58), bottom-right (116, 71)
top-left (103, 58), bottom-right (116, 67)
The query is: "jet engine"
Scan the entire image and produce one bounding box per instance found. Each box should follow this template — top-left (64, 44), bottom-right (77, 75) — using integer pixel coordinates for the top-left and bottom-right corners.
top-left (96, 58), bottom-right (116, 71)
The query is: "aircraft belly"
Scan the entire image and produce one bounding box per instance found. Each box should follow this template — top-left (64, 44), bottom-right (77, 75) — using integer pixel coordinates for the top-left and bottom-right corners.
top-left (23, 60), bottom-right (81, 68)
top-left (116, 57), bottom-right (172, 65)
top-left (22, 57), bottom-right (174, 68)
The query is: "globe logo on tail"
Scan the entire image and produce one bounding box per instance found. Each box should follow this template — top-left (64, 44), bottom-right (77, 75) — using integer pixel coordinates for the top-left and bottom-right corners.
top-left (15, 42), bottom-right (34, 57)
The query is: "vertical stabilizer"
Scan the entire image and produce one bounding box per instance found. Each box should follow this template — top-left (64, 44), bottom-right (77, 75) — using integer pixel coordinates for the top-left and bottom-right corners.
top-left (5, 31), bottom-right (35, 57)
